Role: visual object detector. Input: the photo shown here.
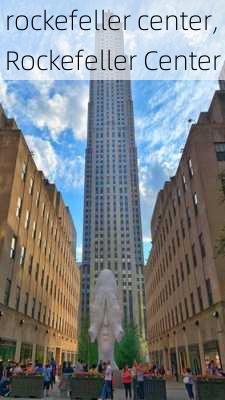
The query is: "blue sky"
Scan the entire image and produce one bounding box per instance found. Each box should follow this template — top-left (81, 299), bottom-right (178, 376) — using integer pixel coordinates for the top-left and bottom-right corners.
top-left (0, 78), bottom-right (218, 261)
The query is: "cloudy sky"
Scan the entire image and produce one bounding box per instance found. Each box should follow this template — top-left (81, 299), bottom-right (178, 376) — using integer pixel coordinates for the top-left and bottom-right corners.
top-left (0, 78), bottom-right (218, 261)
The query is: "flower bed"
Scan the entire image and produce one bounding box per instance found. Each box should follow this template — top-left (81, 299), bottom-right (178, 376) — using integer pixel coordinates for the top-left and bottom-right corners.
top-left (10, 375), bottom-right (44, 398)
top-left (133, 376), bottom-right (167, 400)
top-left (195, 378), bottom-right (225, 400)
top-left (70, 376), bottom-right (104, 400)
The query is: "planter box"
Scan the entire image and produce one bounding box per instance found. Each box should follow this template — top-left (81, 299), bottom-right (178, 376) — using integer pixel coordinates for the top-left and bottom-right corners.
top-left (70, 377), bottom-right (104, 400)
top-left (133, 377), bottom-right (167, 400)
top-left (10, 375), bottom-right (44, 398)
top-left (195, 378), bottom-right (225, 400)
top-left (59, 373), bottom-right (73, 395)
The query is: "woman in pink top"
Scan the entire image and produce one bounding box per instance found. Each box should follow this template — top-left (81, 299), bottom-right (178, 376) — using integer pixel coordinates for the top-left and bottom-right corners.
top-left (121, 365), bottom-right (132, 399)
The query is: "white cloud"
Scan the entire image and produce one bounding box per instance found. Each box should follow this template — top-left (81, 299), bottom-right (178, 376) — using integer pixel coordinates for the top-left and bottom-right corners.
top-left (25, 82), bottom-right (89, 141)
top-left (0, 75), bottom-right (16, 109)
top-left (143, 236), bottom-right (152, 244)
top-left (76, 246), bottom-right (83, 262)
top-left (25, 135), bottom-right (85, 189)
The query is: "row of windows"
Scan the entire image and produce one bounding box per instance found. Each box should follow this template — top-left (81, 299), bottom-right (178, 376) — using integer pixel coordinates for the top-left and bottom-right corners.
top-left (20, 162), bottom-right (72, 243)
top-left (5, 262), bottom-right (76, 317)
top-left (150, 231), bottom-right (206, 294)
top-left (4, 279), bottom-right (77, 338)
top-left (9, 236), bottom-right (77, 299)
top-left (149, 279), bottom-right (213, 340)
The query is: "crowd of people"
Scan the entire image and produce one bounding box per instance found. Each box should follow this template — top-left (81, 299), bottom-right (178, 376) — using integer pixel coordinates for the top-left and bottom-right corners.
top-left (0, 357), bottom-right (225, 399)
top-left (0, 358), bottom-right (57, 397)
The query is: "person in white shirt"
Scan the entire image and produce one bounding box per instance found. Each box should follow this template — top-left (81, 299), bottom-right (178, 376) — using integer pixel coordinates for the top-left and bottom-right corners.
top-left (100, 361), bottom-right (113, 400)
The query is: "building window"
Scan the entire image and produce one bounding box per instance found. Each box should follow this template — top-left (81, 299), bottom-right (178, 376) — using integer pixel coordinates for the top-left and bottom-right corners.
top-left (179, 302), bottom-right (184, 322)
top-left (10, 236), bottom-right (17, 259)
top-left (29, 178), bottom-right (34, 195)
top-left (197, 286), bottom-right (204, 311)
top-left (193, 192), bottom-right (198, 215)
top-left (16, 197), bottom-right (22, 218)
top-left (41, 203), bottom-right (45, 217)
top-left (176, 268), bottom-right (180, 287)
top-left (180, 262), bottom-right (184, 282)
top-left (4, 278), bottom-right (11, 306)
top-left (199, 233), bottom-right (206, 258)
top-left (32, 221), bottom-right (36, 239)
top-left (24, 210), bottom-right (30, 230)
top-left (186, 207), bottom-right (191, 227)
top-left (19, 246), bottom-right (26, 266)
top-left (128, 291), bottom-right (134, 325)
top-left (38, 231), bottom-right (42, 247)
top-left (36, 191), bottom-right (40, 207)
top-left (185, 254), bottom-right (190, 274)
top-left (38, 302), bottom-right (42, 321)
top-left (190, 292), bottom-right (196, 315)
top-left (215, 142), bottom-right (225, 161)
top-left (192, 244), bottom-right (197, 267)
top-left (21, 162), bottom-right (27, 181)
top-left (16, 286), bottom-right (21, 311)
top-left (188, 159), bottom-right (194, 178)
top-left (35, 263), bottom-right (39, 281)
top-left (206, 278), bottom-right (213, 306)
top-left (181, 220), bottom-right (185, 239)
top-left (28, 256), bottom-right (33, 274)
top-left (177, 188), bottom-right (181, 205)
top-left (182, 175), bottom-right (187, 192)
top-left (176, 229), bottom-right (180, 247)
top-left (24, 292), bottom-right (29, 315)
top-left (175, 306), bottom-right (179, 325)
top-left (184, 297), bottom-right (189, 319)
top-left (31, 298), bottom-right (36, 318)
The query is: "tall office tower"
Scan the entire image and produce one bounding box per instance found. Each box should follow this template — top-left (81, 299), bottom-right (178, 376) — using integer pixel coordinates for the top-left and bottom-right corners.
top-left (81, 13), bottom-right (145, 336)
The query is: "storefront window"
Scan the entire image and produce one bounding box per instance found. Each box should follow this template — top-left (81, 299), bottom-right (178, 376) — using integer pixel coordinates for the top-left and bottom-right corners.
top-left (204, 341), bottom-right (221, 370)
top-left (189, 344), bottom-right (201, 375)
top-left (178, 347), bottom-right (187, 371)
top-left (20, 342), bottom-right (33, 364)
top-left (0, 339), bottom-right (16, 362)
top-left (35, 345), bottom-right (44, 364)
top-left (47, 348), bottom-right (54, 362)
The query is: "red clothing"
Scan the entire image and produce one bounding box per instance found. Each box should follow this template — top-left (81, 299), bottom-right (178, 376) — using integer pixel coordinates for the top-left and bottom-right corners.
top-left (122, 369), bottom-right (132, 384)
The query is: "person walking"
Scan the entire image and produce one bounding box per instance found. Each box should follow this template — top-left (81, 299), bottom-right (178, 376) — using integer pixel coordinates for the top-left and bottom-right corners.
top-left (43, 364), bottom-right (52, 397)
top-left (136, 363), bottom-right (144, 400)
top-left (121, 365), bottom-right (132, 400)
top-left (100, 361), bottom-right (113, 400)
top-left (183, 368), bottom-right (194, 400)
top-left (50, 358), bottom-right (57, 388)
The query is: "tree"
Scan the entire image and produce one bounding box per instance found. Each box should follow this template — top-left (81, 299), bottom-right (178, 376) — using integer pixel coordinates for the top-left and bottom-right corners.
top-left (77, 317), bottom-right (98, 366)
top-left (217, 171), bottom-right (225, 255)
top-left (115, 325), bottom-right (142, 368)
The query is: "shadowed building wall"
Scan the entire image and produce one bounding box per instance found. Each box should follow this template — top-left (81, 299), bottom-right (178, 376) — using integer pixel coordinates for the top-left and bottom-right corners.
top-left (0, 106), bottom-right (80, 364)
top-left (145, 89), bottom-right (225, 374)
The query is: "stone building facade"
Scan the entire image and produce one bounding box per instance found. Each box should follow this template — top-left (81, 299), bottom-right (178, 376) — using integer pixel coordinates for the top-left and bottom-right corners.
top-left (145, 89), bottom-right (225, 374)
top-left (0, 105), bottom-right (80, 364)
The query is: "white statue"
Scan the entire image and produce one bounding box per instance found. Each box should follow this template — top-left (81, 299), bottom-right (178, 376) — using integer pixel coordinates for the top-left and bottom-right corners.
top-left (89, 269), bottom-right (124, 369)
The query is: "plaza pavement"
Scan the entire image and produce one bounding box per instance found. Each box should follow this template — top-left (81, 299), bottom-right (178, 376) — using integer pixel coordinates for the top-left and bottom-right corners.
top-left (7, 381), bottom-right (189, 400)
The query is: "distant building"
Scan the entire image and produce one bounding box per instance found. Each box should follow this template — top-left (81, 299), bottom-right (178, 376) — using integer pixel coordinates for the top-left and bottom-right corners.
top-left (81, 12), bottom-right (145, 336)
top-left (145, 89), bottom-right (225, 374)
top-left (0, 105), bottom-right (80, 364)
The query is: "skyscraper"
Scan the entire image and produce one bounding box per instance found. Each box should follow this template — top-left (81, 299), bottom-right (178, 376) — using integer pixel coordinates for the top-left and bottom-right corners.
top-left (81, 13), bottom-right (145, 336)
